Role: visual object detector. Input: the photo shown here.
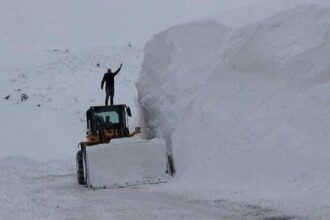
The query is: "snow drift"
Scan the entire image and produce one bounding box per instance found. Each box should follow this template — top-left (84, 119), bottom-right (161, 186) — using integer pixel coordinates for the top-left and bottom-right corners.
top-left (137, 5), bottom-right (330, 218)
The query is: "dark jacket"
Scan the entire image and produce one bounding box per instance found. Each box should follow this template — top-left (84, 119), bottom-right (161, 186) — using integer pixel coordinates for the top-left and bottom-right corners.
top-left (101, 67), bottom-right (121, 89)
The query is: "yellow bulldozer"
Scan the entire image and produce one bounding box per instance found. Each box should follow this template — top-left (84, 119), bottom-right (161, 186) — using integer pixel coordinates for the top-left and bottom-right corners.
top-left (76, 105), bottom-right (174, 188)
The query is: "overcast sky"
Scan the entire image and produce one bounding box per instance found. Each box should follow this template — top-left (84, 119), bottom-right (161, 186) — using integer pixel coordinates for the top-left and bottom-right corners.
top-left (1, 0), bottom-right (329, 53)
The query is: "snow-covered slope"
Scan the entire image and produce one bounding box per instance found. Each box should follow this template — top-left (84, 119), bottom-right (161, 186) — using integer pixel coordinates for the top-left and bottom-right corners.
top-left (137, 5), bottom-right (330, 219)
top-left (0, 46), bottom-right (142, 159)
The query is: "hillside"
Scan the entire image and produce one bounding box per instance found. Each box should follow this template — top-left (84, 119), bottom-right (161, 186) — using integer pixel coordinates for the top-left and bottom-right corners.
top-left (0, 46), bottom-right (142, 159)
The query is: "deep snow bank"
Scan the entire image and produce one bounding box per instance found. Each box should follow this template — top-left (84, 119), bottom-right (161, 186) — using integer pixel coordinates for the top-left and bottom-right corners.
top-left (137, 20), bottom-right (229, 141)
top-left (137, 5), bottom-right (330, 218)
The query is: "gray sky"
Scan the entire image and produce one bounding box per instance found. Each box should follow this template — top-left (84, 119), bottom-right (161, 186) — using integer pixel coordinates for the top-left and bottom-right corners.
top-left (0, 0), bottom-right (329, 53)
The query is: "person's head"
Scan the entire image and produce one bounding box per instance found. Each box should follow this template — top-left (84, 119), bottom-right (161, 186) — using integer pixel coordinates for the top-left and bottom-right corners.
top-left (107, 68), bottom-right (112, 73)
top-left (105, 116), bottom-right (110, 122)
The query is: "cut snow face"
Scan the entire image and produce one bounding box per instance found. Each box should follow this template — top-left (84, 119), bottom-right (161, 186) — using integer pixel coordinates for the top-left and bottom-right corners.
top-left (137, 20), bottom-right (230, 141)
top-left (137, 5), bottom-right (330, 218)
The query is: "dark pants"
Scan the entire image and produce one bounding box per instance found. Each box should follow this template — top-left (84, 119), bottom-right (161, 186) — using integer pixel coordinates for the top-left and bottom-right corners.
top-left (105, 86), bottom-right (114, 105)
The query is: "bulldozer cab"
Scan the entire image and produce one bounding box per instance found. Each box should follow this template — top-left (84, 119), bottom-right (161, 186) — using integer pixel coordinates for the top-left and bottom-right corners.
top-left (86, 105), bottom-right (132, 142)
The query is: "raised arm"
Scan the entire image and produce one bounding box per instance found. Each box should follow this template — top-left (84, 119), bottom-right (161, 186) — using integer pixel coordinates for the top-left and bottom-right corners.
top-left (113, 63), bottom-right (123, 76)
top-left (101, 73), bottom-right (106, 89)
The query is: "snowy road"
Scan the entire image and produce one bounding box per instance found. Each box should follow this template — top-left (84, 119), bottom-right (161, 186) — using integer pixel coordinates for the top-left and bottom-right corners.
top-left (0, 157), bottom-right (301, 220)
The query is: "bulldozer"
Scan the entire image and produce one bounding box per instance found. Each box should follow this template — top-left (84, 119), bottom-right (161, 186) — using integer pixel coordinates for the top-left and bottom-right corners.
top-left (76, 104), bottom-right (174, 188)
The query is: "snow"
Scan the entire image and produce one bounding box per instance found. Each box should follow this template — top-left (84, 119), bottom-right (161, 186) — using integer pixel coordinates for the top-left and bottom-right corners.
top-left (1, 0), bottom-right (330, 219)
top-left (137, 5), bottom-right (330, 219)
top-left (86, 138), bottom-right (169, 188)
top-left (0, 155), bottom-right (293, 220)
top-left (0, 46), bottom-right (142, 159)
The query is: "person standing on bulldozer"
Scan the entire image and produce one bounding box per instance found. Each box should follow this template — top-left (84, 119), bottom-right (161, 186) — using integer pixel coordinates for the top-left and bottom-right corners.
top-left (101, 63), bottom-right (123, 105)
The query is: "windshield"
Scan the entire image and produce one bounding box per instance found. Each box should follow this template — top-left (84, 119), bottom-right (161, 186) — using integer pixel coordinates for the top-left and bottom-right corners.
top-left (93, 110), bottom-right (120, 129)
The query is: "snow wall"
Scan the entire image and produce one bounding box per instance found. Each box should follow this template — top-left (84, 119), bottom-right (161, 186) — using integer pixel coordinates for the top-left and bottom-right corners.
top-left (137, 5), bottom-right (330, 207)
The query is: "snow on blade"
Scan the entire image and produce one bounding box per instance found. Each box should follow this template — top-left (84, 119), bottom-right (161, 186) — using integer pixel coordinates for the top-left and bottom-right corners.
top-left (86, 138), bottom-right (169, 188)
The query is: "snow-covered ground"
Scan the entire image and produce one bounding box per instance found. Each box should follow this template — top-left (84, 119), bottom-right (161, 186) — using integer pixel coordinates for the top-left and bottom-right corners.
top-left (1, 0), bottom-right (330, 219)
top-left (1, 156), bottom-right (298, 220)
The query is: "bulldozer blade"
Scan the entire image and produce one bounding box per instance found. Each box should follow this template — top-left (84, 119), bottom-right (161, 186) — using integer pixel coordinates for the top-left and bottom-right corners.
top-left (85, 138), bottom-right (170, 188)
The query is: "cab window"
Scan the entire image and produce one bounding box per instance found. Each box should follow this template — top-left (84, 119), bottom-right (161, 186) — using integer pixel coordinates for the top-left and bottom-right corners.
top-left (92, 110), bottom-right (119, 130)
top-left (95, 111), bottom-right (119, 124)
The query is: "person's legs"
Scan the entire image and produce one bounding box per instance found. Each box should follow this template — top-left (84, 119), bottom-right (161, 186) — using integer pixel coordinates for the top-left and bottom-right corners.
top-left (110, 95), bottom-right (114, 105)
top-left (105, 94), bottom-right (109, 105)
top-left (105, 87), bottom-right (110, 105)
top-left (109, 87), bottom-right (115, 105)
